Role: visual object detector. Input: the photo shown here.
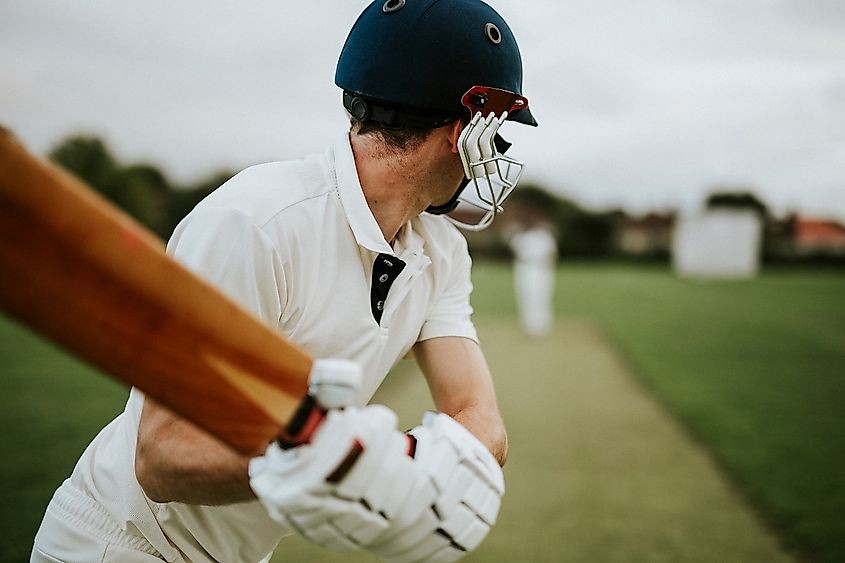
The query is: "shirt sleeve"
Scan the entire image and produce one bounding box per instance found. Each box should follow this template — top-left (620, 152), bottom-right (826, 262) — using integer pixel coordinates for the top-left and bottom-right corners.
top-left (418, 232), bottom-right (478, 343)
top-left (166, 207), bottom-right (286, 328)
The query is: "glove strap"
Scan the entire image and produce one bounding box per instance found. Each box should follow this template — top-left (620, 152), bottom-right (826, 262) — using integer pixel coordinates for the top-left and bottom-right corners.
top-left (404, 433), bottom-right (418, 458)
top-left (276, 395), bottom-right (327, 449)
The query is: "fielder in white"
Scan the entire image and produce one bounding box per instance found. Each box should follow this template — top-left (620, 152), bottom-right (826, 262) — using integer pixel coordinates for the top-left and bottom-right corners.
top-left (31, 1), bottom-right (538, 561)
top-left (510, 225), bottom-right (558, 337)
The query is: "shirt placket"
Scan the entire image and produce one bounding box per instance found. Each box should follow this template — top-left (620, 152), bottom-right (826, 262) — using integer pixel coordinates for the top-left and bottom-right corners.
top-left (377, 250), bottom-right (430, 333)
top-left (370, 253), bottom-right (406, 325)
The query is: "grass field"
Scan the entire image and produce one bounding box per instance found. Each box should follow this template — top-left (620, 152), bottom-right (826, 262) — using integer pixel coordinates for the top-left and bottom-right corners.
top-left (0, 315), bottom-right (127, 561)
top-left (273, 317), bottom-right (789, 563)
top-left (1, 264), bottom-right (843, 562)
top-left (471, 263), bottom-right (845, 562)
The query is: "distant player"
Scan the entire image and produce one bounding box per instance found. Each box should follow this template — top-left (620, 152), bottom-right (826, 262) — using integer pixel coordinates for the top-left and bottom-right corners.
top-left (32, 1), bottom-right (537, 561)
top-left (510, 223), bottom-right (558, 337)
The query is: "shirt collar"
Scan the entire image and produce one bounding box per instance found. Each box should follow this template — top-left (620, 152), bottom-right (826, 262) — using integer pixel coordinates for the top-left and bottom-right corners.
top-left (332, 133), bottom-right (394, 255)
top-left (395, 217), bottom-right (426, 258)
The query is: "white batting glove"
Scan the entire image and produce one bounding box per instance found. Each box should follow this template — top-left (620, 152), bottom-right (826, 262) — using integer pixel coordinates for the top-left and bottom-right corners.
top-left (249, 359), bottom-right (437, 552)
top-left (366, 413), bottom-right (505, 563)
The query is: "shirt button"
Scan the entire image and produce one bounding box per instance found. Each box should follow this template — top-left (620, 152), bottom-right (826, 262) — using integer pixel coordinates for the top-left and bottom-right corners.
top-left (376, 300), bottom-right (385, 311)
top-left (383, 259), bottom-right (393, 267)
top-left (379, 274), bottom-right (389, 283)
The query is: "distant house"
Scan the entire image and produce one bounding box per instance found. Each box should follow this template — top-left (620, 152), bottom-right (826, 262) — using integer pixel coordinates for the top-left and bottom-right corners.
top-left (617, 213), bottom-right (674, 258)
top-left (793, 218), bottom-right (845, 255)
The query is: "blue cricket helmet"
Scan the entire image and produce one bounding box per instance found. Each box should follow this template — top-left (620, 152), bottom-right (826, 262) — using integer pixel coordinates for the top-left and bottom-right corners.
top-left (335, 0), bottom-right (537, 129)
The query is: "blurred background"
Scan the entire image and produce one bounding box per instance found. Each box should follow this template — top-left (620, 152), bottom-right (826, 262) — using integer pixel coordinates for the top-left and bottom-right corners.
top-left (1, 1), bottom-right (843, 562)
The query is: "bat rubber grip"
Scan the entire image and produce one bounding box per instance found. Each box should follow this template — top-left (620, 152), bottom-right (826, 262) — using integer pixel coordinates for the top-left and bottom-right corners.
top-left (276, 395), bottom-right (326, 448)
top-left (275, 398), bottom-right (419, 487)
top-left (405, 433), bottom-right (418, 457)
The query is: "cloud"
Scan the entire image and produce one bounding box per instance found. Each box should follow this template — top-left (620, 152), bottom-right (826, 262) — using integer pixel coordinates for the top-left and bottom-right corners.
top-left (2, 0), bottom-right (843, 220)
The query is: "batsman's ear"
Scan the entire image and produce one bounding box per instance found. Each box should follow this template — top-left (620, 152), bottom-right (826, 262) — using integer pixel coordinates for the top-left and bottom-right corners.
top-left (447, 119), bottom-right (467, 153)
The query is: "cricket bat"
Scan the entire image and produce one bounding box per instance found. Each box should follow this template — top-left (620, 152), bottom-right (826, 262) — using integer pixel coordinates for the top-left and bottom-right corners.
top-left (0, 127), bottom-right (315, 455)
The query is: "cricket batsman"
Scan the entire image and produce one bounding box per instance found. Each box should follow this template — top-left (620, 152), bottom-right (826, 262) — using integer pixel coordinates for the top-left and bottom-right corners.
top-left (31, 0), bottom-right (537, 560)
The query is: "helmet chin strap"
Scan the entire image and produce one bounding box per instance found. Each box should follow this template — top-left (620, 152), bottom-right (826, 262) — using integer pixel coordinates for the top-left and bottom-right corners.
top-left (425, 133), bottom-right (513, 217)
top-left (425, 178), bottom-right (469, 216)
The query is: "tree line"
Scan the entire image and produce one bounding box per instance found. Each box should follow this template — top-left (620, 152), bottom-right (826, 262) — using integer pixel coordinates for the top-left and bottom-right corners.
top-left (46, 135), bottom-right (632, 258)
top-left (49, 135), bottom-right (233, 240)
top-left (50, 135), bottom-right (839, 265)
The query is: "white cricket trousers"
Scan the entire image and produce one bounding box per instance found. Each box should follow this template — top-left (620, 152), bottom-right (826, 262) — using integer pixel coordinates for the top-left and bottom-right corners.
top-left (514, 261), bottom-right (554, 337)
top-left (31, 482), bottom-right (166, 562)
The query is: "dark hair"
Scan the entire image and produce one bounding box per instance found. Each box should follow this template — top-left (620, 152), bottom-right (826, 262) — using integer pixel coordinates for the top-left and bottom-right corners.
top-left (349, 117), bottom-right (435, 152)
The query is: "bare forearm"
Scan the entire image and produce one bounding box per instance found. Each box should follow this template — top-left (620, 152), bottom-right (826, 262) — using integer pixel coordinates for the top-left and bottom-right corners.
top-left (452, 404), bottom-right (508, 467)
top-left (135, 398), bottom-right (257, 505)
top-left (414, 337), bottom-right (508, 466)
top-left (136, 438), bottom-right (254, 505)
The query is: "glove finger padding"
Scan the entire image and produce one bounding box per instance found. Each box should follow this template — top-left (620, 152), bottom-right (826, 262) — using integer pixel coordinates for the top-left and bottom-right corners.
top-left (368, 413), bottom-right (505, 562)
top-left (250, 404), bottom-right (424, 551)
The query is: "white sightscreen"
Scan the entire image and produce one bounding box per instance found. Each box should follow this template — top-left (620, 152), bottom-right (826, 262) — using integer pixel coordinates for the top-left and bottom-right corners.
top-left (672, 210), bottom-right (762, 279)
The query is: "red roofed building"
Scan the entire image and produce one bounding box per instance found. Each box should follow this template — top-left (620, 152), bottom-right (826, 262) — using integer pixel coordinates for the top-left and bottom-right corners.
top-left (794, 218), bottom-right (845, 255)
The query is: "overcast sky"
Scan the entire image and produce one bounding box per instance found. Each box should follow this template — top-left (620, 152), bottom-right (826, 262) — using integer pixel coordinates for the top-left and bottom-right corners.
top-left (2, 1), bottom-right (844, 220)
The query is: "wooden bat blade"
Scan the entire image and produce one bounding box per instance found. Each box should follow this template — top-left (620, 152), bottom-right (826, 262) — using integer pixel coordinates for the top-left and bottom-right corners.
top-left (0, 128), bottom-right (312, 455)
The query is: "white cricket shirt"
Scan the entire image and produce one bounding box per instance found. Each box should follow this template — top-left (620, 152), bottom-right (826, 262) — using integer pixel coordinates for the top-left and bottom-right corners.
top-left (59, 133), bottom-right (478, 562)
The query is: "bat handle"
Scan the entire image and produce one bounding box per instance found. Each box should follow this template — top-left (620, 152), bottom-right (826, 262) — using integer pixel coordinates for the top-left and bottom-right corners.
top-left (274, 359), bottom-right (414, 487)
top-left (276, 358), bottom-right (360, 448)
top-left (275, 394), bottom-right (327, 449)
top-left (275, 396), bottom-right (417, 457)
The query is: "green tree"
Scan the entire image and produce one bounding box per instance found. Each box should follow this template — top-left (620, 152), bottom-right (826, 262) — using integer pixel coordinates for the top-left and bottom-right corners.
top-left (115, 164), bottom-right (172, 238)
top-left (48, 136), bottom-right (120, 198)
top-left (508, 184), bottom-right (618, 258)
top-left (48, 135), bottom-right (232, 240)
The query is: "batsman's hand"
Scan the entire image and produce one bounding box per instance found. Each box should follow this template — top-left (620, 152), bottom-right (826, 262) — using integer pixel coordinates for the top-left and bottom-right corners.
top-left (366, 412), bottom-right (505, 562)
top-left (248, 359), bottom-right (437, 552)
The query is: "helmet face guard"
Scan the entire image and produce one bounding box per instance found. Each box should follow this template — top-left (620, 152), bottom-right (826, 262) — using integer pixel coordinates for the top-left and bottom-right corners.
top-left (435, 86), bottom-right (529, 231)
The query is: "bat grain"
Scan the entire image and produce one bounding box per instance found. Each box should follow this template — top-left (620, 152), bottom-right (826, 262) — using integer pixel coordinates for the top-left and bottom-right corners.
top-left (0, 128), bottom-right (311, 455)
